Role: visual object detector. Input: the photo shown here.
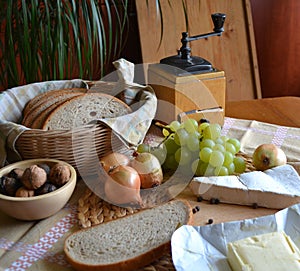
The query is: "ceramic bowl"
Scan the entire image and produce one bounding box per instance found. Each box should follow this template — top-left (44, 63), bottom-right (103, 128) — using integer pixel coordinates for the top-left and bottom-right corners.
top-left (0, 159), bottom-right (76, 220)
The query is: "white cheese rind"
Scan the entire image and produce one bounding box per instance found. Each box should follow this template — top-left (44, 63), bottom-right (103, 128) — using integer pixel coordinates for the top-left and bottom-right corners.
top-left (227, 231), bottom-right (300, 271)
top-left (190, 164), bottom-right (300, 209)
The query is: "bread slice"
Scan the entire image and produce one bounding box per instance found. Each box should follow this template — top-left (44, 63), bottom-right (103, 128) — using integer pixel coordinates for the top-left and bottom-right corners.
top-left (30, 93), bottom-right (84, 129)
top-left (22, 88), bottom-right (88, 126)
top-left (64, 200), bottom-right (193, 271)
top-left (43, 93), bottom-right (132, 130)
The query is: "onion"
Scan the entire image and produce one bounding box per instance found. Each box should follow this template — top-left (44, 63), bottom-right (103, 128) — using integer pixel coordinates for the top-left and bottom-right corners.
top-left (104, 165), bottom-right (142, 206)
top-left (130, 153), bottom-right (163, 189)
top-left (100, 152), bottom-right (130, 172)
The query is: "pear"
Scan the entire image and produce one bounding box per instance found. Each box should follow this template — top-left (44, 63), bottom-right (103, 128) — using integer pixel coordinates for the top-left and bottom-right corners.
top-left (252, 144), bottom-right (287, 171)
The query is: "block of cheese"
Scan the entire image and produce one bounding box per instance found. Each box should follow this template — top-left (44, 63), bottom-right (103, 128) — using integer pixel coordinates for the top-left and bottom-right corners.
top-left (189, 164), bottom-right (300, 209)
top-left (227, 231), bottom-right (300, 271)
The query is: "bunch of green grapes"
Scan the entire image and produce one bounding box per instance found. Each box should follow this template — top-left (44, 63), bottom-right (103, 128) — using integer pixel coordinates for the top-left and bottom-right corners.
top-left (137, 119), bottom-right (246, 177)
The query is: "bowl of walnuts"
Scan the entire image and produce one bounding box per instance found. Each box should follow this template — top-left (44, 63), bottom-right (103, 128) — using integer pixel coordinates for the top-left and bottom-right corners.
top-left (0, 159), bottom-right (76, 220)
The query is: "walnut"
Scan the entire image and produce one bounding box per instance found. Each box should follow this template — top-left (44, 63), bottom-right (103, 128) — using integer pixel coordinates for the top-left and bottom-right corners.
top-left (37, 164), bottom-right (51, 175)
top-left (15, 186), bottom-right (35, 197)
top-left (49, 163), bottom-right (71, 186)
top-left (21, 165), bottom-right (47, 190)
top-left (8, 168), bottom-right (24, 180)
top-left (0, 176), bottom-right (22, 196)
top-left (35, 182), bottom-right (57, 196)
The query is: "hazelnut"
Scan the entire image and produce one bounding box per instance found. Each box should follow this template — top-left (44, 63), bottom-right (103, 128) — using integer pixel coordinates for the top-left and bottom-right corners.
top-left (15, 186), bottom-right (35, 197)
top-left (8, 168), bottom-right (24, 180)
top-left (49, 163), bottom-right (71, 186)
top-left (0, 176), bottom-right (22, 196)
top-left (35, 182), bottom-right (57, 196)
top-left (21, 165), bottom-right (47, 190)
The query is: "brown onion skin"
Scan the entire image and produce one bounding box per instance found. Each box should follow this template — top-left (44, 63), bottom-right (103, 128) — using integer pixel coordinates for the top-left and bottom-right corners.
top-left (130, 153), bottom-right (163, 189)
top-left (100, 152), bottom-right (130, 172)
top-left (104, 165), bottom-right (142, 206)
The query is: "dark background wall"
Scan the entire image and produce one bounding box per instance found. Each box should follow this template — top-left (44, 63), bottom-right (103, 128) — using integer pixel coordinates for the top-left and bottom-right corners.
top-left (250, 0), bottom-right (300, 97)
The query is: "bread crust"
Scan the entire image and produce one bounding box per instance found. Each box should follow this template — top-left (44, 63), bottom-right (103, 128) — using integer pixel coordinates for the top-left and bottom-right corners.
top-left (42, 93), bottom-right (131, 130)
top-left (64, 200), bottom-right (193, 271)
top-left (22, 88), bottom-right (88, 127)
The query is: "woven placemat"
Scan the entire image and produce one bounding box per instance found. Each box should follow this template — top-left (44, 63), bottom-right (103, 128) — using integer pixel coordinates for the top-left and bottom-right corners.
top-left (77, 152), bottom-right (254, 271)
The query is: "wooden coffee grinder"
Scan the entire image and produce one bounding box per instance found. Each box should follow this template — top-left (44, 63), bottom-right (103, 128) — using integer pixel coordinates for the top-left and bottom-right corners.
top-left (148, 13), bottom-right (226, 124)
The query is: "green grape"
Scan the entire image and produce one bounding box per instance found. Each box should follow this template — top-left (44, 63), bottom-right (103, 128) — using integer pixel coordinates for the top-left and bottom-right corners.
top-left (199, 147), bottom-right (213, 163)
top-left (202, 123), bottom-right (222, 140)
top-left (162, 127), bottom-right (170, 137)
top-left (225, 142), bottom-right (237, 154)
top-left (137, 143), bottom-right (150, 153)
top-left (175, 147), bottom-right (192, 165)
top-left (214, 137), bottom-right (224, 145)
top-left (223, 151), bottom-right (234, 166)
top-left (150, 145), bottom-right (167, 165)
top-left (226, 162), bottom-right (235, 175)
top-left (169, 120), bottom-right (181, 132)
top-left (209, 150), bottom-right (224, 168)
top-left (204, 164), bottom-right (216, 176)
top-left (199, 138), bottom-right (215, 149)
top-left (213, 143), bottom-right (225, 153)
top-left (163, 154), bottom-right (178, 170)
top-left (215, 166), bottom-right (229, 176)
top-left (198, 122), bottom-right (210, 134)
top-left (164, 137), bottom-right (179, 154)
top-left (174, 128), bottom-right (189, 146)
top-left (183, 118), bottom-right (198, 133)
top-left (186, 134), bottom-right (199, 152)
top-left (220, 135), bottom-right (229, 143)
top-left (198, 162), bottom-right (209, 176)
top-left (227, 138), bottom-right (241, 153)
top-left (192, 159), bottom-right (202, 176)
top-left (233, 156), bottom-right (246, 173)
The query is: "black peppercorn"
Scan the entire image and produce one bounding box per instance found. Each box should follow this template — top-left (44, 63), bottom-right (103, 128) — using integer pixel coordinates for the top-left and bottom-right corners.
top-left (207, 218), bottom-right (214, 224)
top-left (210, 198), bottom-right (220, 204)
top-left (197, 196), bottom-right (203, 202)
top-left (192, 206), bottom-right (200, 214)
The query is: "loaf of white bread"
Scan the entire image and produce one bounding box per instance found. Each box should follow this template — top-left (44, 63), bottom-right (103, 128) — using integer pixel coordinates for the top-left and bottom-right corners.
top-left (64, 200), bottom-right (193, 271)
top-left (227, 231), bottom-right (300, 271)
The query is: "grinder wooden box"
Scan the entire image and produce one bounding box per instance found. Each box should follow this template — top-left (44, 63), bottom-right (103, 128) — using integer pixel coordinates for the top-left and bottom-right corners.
top-left (148, 64), bottom-right (226, 125)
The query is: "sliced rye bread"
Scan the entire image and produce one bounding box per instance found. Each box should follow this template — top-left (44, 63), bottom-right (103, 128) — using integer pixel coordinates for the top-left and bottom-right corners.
top-left (30, 93), bottom-right (85, 129)
top-left (42, 93), bottom-right (132, 130)
top-left (64, 200), bottom-right (193, 271)
top-left (22, 88), bottom-right (88, 126)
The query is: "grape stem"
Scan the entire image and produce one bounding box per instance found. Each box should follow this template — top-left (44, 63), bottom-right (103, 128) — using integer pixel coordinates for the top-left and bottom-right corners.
top-left (153, 121), bottom-right (175, 148)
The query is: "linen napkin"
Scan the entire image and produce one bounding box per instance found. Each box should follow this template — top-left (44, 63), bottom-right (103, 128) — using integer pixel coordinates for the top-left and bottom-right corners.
top-left (0, 79), bottom-right (87, 167)
top-left (94, 58), bottom-right (157, 147)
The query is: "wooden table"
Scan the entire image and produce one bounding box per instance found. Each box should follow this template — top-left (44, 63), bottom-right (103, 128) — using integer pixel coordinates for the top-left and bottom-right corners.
top-left (225, 96), bottom-right (300, 128)
top-left (0, 96), bottom-right (299, 271)
top-left (178, 96), bottom-right (300, 226)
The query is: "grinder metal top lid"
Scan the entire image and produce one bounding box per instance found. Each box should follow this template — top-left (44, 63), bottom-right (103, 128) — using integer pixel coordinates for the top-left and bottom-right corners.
top-left (160, 13), bottom-right (226, 74)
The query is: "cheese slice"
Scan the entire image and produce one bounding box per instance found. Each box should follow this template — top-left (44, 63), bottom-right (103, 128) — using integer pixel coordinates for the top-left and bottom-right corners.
top-left (189, 164), bottom-right (300, 209)
top-left (227, 231), bottom-right (300, 271)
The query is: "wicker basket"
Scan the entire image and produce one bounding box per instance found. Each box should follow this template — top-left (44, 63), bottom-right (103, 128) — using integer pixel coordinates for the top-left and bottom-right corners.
top-left (15, 122), bottom-right (130, 175)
